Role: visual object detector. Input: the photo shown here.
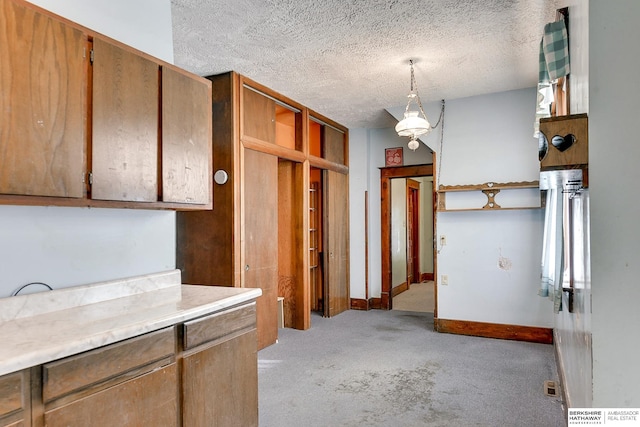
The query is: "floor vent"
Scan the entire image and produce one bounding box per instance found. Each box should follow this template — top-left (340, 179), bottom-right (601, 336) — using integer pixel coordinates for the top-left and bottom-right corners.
top-left (544, 380), bottom-right (558, 397)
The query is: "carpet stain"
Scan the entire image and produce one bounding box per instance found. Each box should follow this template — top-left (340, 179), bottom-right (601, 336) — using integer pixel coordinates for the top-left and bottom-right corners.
top-left (335, 362), bottom-right (459, 426)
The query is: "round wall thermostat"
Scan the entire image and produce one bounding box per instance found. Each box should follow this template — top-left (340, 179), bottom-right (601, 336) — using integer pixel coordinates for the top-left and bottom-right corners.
top-left (214, 169), bottom-right (228, 185)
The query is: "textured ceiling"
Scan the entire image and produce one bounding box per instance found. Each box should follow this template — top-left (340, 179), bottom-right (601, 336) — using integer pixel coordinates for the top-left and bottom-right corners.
top-left (171, 0), bottom-right (560, 129)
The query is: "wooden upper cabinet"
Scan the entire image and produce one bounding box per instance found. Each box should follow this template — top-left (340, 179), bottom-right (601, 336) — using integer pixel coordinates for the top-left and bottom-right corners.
top-left (242, 86), bottom-right (275, 144)
top-left (91, 37), bottom-right (159, 202)
top-left (308, 117), bottom-right (347, 167)
top-left (0, 0), bottom-right (87, 198)
top-left (162, 67), bottom-right (212, 205)
top-left (323, 125), bottom-right (346, 165)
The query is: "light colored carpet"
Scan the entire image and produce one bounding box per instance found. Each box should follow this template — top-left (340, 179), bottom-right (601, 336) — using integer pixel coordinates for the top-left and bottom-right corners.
top-left (393, 281), bottom-right (434, 313)
top-left (259, 310), bottom-right (564, 427)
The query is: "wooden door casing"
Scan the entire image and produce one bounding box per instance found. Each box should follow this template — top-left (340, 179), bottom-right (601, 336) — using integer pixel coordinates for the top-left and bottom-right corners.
top-left (243, 149), bottom-right (278, 349)
top-left (91, 37), bottom-right (158, 202)
top-left (323, 170), bottom-right (349, 317)
top-left (0, 0), bottom-right (87, 198)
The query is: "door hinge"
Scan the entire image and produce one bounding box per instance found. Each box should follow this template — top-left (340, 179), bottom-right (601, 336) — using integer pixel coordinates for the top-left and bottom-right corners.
top-left (88, 172), bottom-right (93, 185)
top-left (90, 49), bottom-right (94, 64)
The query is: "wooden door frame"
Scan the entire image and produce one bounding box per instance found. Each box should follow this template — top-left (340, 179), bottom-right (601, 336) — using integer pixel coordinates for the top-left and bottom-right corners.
top-left (406, 179), bottom-right (421, 285)
top-left (380, 164), bottom-right (433, 310)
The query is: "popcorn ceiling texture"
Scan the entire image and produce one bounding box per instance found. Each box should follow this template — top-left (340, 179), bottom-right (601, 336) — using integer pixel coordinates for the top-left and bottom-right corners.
top-left (171, 0), bottom-right (560, 128)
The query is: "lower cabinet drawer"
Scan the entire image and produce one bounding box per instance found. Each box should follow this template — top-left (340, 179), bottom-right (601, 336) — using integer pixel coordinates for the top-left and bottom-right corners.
top-left (183, 302), bottom-right (256, 350)
top-left (44, 363), bottom-right (178, 427)
top-left (43, 327), bottom-right (175, 403)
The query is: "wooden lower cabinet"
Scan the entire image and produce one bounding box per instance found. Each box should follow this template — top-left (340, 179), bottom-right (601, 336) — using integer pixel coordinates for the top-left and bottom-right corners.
top-left (0, 369), bottom-right (30, 427)
top-left (182, 302), bottom-right (258, 427)
top-left (183, 330), bottom-right (258, 427)
top-left (44, 364), bottom-right (178, 427)
top-left (6, 301), bottom-right (258, 426)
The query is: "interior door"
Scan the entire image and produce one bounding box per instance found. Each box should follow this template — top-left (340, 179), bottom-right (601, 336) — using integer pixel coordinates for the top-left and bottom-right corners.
top-left (407, 179), bottom-right (421, 284)
top-left (323, 170), bottom-right (349, 317)
top-left (243, 148), bottom-right (278, 349)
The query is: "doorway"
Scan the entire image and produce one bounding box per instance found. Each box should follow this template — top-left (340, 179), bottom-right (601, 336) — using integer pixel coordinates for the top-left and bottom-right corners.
top-left (380, 164), bottom-right (436, 315)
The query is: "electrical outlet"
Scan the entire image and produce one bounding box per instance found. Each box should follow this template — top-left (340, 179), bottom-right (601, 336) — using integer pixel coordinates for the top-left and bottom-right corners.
top-left (441, 274), bottom-right (448, 285)
top-left (440, 235), bottom-right (446, 246)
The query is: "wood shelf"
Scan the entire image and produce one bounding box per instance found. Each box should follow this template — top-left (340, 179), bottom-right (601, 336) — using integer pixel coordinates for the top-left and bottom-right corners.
top-left (437, 180), bottom-right (540, 212)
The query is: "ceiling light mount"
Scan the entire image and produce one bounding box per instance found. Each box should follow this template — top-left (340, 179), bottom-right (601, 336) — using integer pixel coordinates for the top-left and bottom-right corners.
top-left (395, 59), bottom-right (441, 151)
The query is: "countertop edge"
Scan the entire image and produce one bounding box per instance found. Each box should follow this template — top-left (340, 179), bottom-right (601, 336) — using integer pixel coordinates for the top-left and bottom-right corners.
top-left (0, 285), bottom-right (262, 377)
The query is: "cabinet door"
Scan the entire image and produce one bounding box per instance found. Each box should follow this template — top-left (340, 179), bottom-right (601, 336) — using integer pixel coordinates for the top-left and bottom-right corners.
top-left (44, 364), bottom-right (177, 427)
top-left (0, 0), bottom-right (87, 198)
top-left (242, 87), bottom-right (275, 143)
top-left (162, 67), bottom-right (212, 205)
top-left (182, 330), bottom-right (258, 427)
top-left (91, 37), bottom-right (159, 202)
top-left (0, 369), bottom-right (30, 427)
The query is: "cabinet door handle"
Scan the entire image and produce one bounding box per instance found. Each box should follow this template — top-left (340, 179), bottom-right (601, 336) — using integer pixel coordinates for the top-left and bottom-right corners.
top-left (245, 265), bottom-right (250, 271)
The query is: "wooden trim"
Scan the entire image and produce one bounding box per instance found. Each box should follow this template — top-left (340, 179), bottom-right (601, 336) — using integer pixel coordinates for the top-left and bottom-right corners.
top-left (308, 155), bottom-right (349, 174)
top-left (350, 297), bottom-right (383, 311)
top-left (350, 299), bottom-right (369, 311)
top-left (241, 135), bottom-right (306, 163)
top-left (368, 298), bottom-right (382, 310)
top-left (381, 164), bottom-right (433, 179)
top-left (437, 180), bottom-right (539, 192)
top-left (420, 273), bottom-right (434, 281)
top-left (436, 319), bottom-right (553, 344)
top-left (380, 164), bottom-right (434, 310)
top-left (239, 75), bottom-right (306, 114)
top-left (391, 282), bottom-right (408, 298)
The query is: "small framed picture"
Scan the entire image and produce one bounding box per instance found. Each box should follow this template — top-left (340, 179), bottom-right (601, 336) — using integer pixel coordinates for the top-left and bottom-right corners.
top-left (385, 147), bottom-right (404, 167)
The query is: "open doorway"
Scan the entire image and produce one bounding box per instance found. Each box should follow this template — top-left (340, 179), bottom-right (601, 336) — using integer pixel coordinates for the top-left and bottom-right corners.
top-left (380, 164), bottom-right (436, 316)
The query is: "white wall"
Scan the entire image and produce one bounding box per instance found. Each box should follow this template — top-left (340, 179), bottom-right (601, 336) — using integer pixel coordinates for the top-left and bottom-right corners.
top-left (589, 0), bottom-right (640, 407)
top-left (0, 0), bottom-right (176, 298)
top-left (348, 128), bottom-right (369, 300)
top-left (435, 88), bottom-right (550, 327)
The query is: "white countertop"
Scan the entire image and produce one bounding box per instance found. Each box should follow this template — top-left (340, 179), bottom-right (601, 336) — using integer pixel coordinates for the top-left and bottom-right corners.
top-left (0, 271), bottom-right (261, 377)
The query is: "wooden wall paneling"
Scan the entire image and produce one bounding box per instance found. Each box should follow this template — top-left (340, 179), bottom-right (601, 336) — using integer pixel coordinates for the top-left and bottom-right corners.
top-left (243, 148), bottom-right (278, 349)
top-left (277, 161), bottom-right (296, 328)
top-left (91, 37), bottom-right (158, 202)
top-left (241, 87), bottom-right (275, 144)
top-left (176, 73), bottom-right (238, 286)
top-left (0, 0), bottom-right (87, 198)
top-left (277, 160), bottom-right (308, 330)
top-left (323, 170), bottom-right (349, 317)
top-left (161, 66), bottom-right (212, 205)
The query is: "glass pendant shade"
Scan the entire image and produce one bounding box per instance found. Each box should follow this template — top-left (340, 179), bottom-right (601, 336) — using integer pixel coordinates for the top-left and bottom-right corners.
top-left (395, 110), bottom-right (431, 139)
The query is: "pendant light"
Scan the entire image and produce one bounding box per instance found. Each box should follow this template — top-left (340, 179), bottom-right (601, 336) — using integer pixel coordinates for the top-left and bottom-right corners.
top-left (395, 59), bottom-right (432, 150)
